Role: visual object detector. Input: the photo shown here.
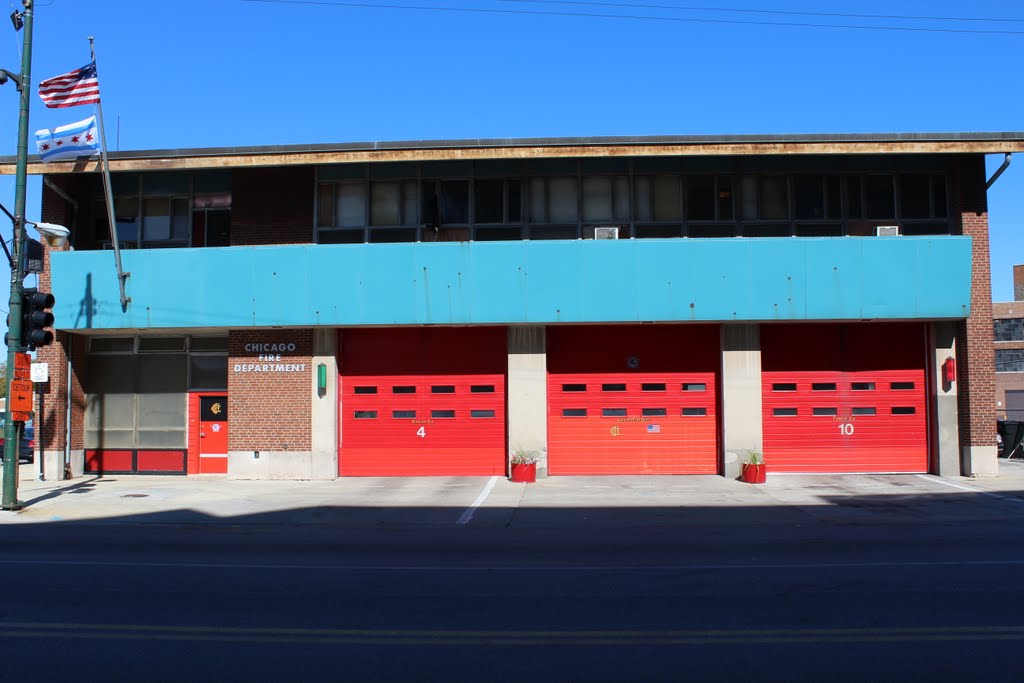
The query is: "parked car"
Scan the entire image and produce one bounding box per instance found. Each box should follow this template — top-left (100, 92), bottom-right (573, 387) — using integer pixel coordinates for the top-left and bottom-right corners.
top-left (0, 422), bottom-right (34, 463)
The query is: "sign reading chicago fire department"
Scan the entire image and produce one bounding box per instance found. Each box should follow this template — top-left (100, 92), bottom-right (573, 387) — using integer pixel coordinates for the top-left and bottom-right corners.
top-left (233, 342), bottom-right (308, 374)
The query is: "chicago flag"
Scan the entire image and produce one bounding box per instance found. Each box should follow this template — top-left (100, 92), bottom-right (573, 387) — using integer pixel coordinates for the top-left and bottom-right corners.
top-left (35, 116), bottom-right (100, 163)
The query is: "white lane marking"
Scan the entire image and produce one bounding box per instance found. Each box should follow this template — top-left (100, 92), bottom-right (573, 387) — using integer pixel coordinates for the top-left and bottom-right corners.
top-left (456, 476), bottom-right (499, 525)
top-left (915, 474), bottom-right (1024, 503)
top-left (2, 558), bottom-right (1024, 572)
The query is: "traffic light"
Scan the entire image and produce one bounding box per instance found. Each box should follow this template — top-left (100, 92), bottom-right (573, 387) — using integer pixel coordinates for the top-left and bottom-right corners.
top-left (22, 287), bottom-right (55, 350)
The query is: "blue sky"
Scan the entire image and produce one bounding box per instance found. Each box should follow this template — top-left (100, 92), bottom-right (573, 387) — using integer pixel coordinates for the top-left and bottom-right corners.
top-left (1, 0), bottom-right (1022, 297)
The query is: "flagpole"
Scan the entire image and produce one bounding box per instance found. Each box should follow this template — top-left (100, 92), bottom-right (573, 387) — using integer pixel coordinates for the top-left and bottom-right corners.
top-left (89, 36), bottom-right (129, 310)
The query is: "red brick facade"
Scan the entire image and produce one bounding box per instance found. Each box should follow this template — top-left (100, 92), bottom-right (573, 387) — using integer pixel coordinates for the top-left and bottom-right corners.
top-left (952, 157), bottom-right (996, 448)
top-left (227, 330), bottom-right (313, 451)
top-left (231, 166), bottom-right (316, 246)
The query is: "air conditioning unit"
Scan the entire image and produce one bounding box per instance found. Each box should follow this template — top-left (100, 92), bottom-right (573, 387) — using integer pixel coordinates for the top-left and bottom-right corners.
top-left (876, 225), bottom-right (899, 237)
top-left (594, 226), bottom-right (619, 240)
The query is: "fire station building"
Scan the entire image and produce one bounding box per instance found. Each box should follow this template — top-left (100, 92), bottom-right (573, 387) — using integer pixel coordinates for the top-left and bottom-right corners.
top-left (5, 132), bottom-right (1020, 480)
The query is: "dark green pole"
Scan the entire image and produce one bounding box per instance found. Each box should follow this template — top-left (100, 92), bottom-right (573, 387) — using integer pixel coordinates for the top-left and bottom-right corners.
top-left (2, 0), bottom-right (34, 511)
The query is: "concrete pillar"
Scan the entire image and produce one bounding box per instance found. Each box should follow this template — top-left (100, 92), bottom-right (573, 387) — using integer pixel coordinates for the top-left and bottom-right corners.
top-left (932, 322), bottom-right (961, 477)
top-left (507, 326), bottom-right (548, 477)
top-left (721, 324), bottom-right (763, 480)
top-left (311, 329), bottom-right (338, 479)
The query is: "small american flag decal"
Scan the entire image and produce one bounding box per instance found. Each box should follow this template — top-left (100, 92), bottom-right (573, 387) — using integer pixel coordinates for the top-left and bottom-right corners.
top-left (647, 424), bottom-right (661, 434)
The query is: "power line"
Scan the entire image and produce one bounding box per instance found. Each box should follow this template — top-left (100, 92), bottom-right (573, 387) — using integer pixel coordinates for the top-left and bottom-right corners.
top-left (497, 0), bottom-right (1024, 25)
top-left (239, 0), bottom-right (1024, 35)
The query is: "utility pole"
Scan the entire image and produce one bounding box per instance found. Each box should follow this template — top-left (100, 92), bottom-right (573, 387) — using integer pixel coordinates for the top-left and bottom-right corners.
top-left (2, 0), bottom-right (34, 510)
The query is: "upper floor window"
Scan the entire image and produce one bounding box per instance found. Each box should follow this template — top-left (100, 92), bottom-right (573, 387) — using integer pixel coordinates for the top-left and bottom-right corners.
top-left (996, 349), bottom-right (1024, 373)
top-left (995, 318), bottom-right (1024, 342)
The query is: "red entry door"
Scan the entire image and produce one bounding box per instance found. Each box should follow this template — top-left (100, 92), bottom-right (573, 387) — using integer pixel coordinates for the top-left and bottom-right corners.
top-left (198, 395), bottom-right (229, 474)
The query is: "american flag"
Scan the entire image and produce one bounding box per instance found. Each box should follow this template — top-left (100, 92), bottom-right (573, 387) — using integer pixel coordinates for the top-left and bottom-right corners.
top-left (38, 62), bottom-right (100, 108)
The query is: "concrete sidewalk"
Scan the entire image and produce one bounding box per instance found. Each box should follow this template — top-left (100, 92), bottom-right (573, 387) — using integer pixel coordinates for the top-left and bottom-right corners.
top-left (2, 459), bottom-right (1023, 528)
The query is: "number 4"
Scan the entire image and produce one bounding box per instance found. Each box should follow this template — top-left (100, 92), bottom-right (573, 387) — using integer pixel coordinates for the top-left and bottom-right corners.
top-left (416, 427), bottom-right (426, 438)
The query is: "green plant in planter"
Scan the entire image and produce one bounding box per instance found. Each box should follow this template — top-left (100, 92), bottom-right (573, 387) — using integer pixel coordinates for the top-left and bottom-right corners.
top-left (510, 448), bottom-right (536, 465)
top-left (745, 449), bottom-right (763, 466)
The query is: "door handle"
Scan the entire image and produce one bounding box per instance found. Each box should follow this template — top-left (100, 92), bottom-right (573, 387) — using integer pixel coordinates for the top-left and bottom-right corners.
top-left (200, 432), bottom-right (206, 437)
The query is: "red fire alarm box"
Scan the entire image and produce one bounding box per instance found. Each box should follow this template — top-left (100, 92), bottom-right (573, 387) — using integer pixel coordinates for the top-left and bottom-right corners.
top-left (942, 357), bottom-right (956, 384)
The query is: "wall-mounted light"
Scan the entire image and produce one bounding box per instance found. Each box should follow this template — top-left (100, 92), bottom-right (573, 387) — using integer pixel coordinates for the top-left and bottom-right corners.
top-left (942, 356), bottom-right (956, 384)
top-left (317, 363), bottom-right (327, 398)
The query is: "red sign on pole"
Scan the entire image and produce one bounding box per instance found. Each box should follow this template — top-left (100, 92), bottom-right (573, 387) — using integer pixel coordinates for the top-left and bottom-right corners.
top-left (9, 379), bottom-right (33, 413)
top-left (13, 352), bottom-right (30, 380)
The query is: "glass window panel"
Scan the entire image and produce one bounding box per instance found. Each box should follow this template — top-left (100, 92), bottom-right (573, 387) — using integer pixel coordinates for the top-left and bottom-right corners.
top-left (194, 171), bottom-right (231, 193)
top-left (602, 408), bottom-right (627, 417)
top-left (653, 176), bottom-right (681, 221)
top-left (851, 382), bottom-right (876, 391)
top-left (190, 355), bottom-right (227, 390)
top-left (190, 337), bottom-right (228, 352)
top-left (319, 229), bottom-right (364, 244)
top-left (475, 226), bottom-right (522, 241)
top-left (402, 182), bottom-right (419, 226)
top-left (111, 173), bottom-right (139, 195)
top-left (865, 175), bottom-right (895, 218)
top-left (602, 383), bottom-right (627, 392)
top-left (891, 382), bottom-right (916, 390)
top-left (369, 227), bottom-right (417, 243)
top-left (825, 176), bottom-right (842, 219)
top-left (138, 355), bottom-right (187, 393)
top-left (139, 337), bottom-right (185, 352)
top-left (137, 393), bottom-right (185, 429)
top-left (717, 176), bottom-right (733, 220)
top-left (642, 408), bottom-right (667, 416)
top-left (136, 429), bottom-right (186, 448)
top-left (847, 176), bottom-right (863, 219)
top-left (740, 176), bottom-right (757, 220)
top-left (900, 174), bottom-right (931, 218)
top-left (508, 180), bottom-right (521, 222)
top-left (682, 383), bottom-right (707, 392)
top-left (432, 410), bottom-right (455, 419)
top-left (393, 410), bottom-right (416, 419)
top-left (171, 198), bottom-right (189, 240)
top-left (354, 410), bottom-right (377, 419)
top-left (529, 225), bottom-right (577, 240)
top-left (549, 178), bottom-right (577, 223)
top-left (682, 407), bottom-right (707, 417)
top-left (642, 383), bottom-right (666, 392)
top-left (354, 386), bottom-right (378, 394)
top-left (337, 184), bottom-right (366, 227)
top-left (812, 383), bottom-right (837, 391)
top-left (475, 179), bottom-right (505, 223)
top-left (795, 176), bottom-right (824, 219)
top-left (852, 407), bottom-right (877, 416)
top-left (85, 393), bottom-right (135, 431)
top-left (85, 356), bottom-right (137, 393)
top-left (431, 385), bottom-right (455, 394)
top-left (613, 176), bottom-right (630, 222)
top-left (441, 180), bottom-right (469, 224)
top-left (370, 162), bottom-right (416, 179)
top-left (84, 427), bottom-right (135, 450)
top-left (812, 407), bottom-right (838, 416)
top-left (113, 196), bottom-right (139, 243)
top-left (471, 410), bottom-right (495, 418)
top-left (393, 386), bottom-right (416, 394)
top-left (90, 337), bottom-right (134, 353)
top-left (142, 198), bottom-right (171, 241)
top-left (582, 176), bottom-right (612, 222)
top-left (760, 177), bottom-right (788, 219)
top-left (636, 225), bottom-right (680, 239)
top-left (772, 383), bottom-right (797, 392)
top-left (687, 176), bottom-right (715, 220)
top-left (319, 164), bottom-right (365, 181)
top-left (773, 408), bottom-right (798, 416)
top-left (933, 175), bottom-right (947, 218)
top-left (892, 407), bottom-right (916, 415)
top-left (370, 182), bottom-right (401, 226)
top-left (529, 178), bottom-right (546, 222)
top-left (471, 385), bottom-right (495, 393)
top-left (635, 177), bottom-right (652, 222)
top-left (562, 384), bottom-right (587, 392)
top-left (143, 173), bottom-right (188, 195)
top-left (562, 408), bottom-right (587, 417)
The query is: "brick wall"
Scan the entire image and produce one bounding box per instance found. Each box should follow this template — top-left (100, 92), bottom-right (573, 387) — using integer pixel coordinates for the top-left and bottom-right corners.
top-left (952, 156), bottom-right (996, 448)
top-left (228, 330), bottom-right (313, 451)
top-left (231, 166), bottom-right (316, 246)
top-left (1015, 265), bottom-right (1024, 302)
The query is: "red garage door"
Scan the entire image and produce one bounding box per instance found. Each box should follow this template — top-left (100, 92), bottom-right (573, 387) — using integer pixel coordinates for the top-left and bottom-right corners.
top-left (340, 328), bottom-right (506, 476)
top-left (547, 325), bottom-right (720, 475)
top-left (761, 323), bottom-right (929, 473)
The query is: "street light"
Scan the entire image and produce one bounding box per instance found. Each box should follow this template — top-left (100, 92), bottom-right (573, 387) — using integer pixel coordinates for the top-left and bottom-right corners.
top-left (30, 221), bottom-right (69, 247)
top-left (2, 0), bottom-right (33, 510)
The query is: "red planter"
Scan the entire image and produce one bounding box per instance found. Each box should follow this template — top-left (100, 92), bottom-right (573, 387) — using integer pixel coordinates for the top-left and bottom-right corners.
top-left (510, 463), bottom-right (537, 483)
top-left (741, 463), bottom-right (766, 484)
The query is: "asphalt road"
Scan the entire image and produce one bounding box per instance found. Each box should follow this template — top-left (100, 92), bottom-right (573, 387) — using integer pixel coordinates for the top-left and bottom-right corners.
top-left (1, 496), bottom-right (1023, 682)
